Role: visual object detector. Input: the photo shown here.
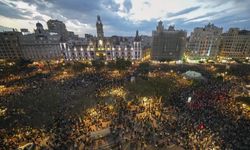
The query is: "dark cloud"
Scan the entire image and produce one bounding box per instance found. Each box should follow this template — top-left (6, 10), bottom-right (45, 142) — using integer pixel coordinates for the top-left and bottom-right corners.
top-left (212, 14), bottom-right (250, 31)
top-left (123, 0), bottom-right (132, 13)
top-left (0, 1), bottom-right (29, 19)
top-left (1, 0), bottom-right (250, 36)
top-left (167, 6), bottom-right (201, 18)
top-left (22, 0), bottom-right (138, 36)
top-left (185, 9), bottom-right (227, 22)
top-left (51, 0), bottom-right (102, 13)
top-left (102, 0), bottom-right (120, 12)
top-left (33, 15), bottom-right (46, 21)
top-left (161, 18), bottom-right (202, 35)
top-left (199, 0), bottom-right (250, 10)
top-left (24, 0), bottom-right (116, 23)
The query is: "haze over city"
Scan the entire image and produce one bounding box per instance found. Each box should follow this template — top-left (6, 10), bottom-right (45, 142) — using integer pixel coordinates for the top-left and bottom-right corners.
top-left (0, 0), bottom-right (250, 36)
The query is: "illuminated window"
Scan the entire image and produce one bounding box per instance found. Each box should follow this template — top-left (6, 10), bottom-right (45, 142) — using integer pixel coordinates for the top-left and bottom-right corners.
top-left (98, 40), bottom-right (103, 46)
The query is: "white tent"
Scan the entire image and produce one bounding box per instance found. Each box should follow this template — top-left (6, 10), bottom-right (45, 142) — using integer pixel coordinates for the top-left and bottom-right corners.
top-left (183, 71), bottom-right (203, 79)
top-left (130, 76), bottom-right (135, 82)
top-left (90, 128), bottom-right (110, 139)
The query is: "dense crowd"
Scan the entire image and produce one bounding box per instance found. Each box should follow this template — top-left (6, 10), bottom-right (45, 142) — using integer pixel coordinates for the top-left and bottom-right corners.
top-left (0, 64), bottom-right (249, 149)
top-left (0, 68), bottom-right (131, 149)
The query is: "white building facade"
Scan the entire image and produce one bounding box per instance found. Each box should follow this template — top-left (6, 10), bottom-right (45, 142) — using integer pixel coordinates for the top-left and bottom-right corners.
top-left (20, 23), bottom-right (63, 60)
top-left (61, 16), bottom-right (142, 61)
top-left (220, 28), bottom-right (250, 59)
top-left (188, 23), bottom-right (223, 58)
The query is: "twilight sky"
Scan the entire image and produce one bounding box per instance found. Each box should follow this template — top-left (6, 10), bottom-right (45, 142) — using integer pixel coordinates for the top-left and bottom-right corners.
top-left (0, 0), bottom-right (249, 37)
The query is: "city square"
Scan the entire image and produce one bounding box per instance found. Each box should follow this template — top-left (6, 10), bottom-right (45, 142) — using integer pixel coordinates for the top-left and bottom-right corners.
top-left (0, 0), bottom-right (250, 149)
top-left (0, 60), bottom-right (249, 149)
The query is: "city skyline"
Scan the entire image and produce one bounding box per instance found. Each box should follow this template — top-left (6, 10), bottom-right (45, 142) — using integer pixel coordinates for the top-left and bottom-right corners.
top-left (0, 0), bottom-right (250, 37)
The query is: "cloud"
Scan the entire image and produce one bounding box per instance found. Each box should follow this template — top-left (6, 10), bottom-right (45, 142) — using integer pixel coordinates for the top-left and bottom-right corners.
top-left (123, 0), bottom-right (132, 13)
top-left (0, 0), bottom-right (249, 36)
top-left (0, 1), bottom-right (29, 19)
top-left (167, 6), bottom-right (201, 18)
top-left (0, 25), bottom-right (14, 31)
top-left (33, 15), bottom-right (46, 21)
top-left (184, 10), bottom-right (224, 23)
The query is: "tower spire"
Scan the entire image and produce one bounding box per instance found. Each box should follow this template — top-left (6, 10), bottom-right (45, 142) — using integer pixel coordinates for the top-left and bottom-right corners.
top-left (134, 30), bottom-right (141, 42)
top-left (96, 15), bottom-right (104, 38)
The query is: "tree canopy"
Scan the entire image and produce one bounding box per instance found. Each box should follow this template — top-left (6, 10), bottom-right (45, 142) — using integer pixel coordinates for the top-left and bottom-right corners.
top-left (138, 62), bottom-right (151, 75)
top-left (91, 59), bottom-right (105, 70)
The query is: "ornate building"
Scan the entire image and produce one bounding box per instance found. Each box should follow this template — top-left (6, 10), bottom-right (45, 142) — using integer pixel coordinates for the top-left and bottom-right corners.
top-left (96, 15), bottom-right (104, 39)
top-left (151, 21), bottom-right (187, 61)
top-left (62, 16), bottom-right (142, 61)
top-left (0, 30), bottom-right (23, 59)
top-left (0, 17), bottom-right (143, 61)
top-left (47, 19), bottom-right (69, 41)
top-left (187, 23), bottom-right (223, 58)
top-left (220, 28), bottom-right (250, 59)
top-left (20, 23), bottom-right (62, 60)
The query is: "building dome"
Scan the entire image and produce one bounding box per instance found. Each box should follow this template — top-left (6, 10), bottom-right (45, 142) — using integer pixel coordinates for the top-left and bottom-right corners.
top-left (36, 22), bottom-right (43, 28)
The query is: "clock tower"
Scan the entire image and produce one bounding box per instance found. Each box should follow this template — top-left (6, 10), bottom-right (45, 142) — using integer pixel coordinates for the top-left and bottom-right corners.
top-left (96, 15), bottom-right (104, 39)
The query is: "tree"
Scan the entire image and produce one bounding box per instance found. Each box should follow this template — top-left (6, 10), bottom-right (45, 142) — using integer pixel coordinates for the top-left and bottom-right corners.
top-left (72, 62), bottom-right (88, 72)
top-left (46, 60), bottom-right (52, 72)
top-left (182, 56), bottom-right (187, 63)
top-left (91, 59), bottom-right (105, 70)
top-left (159, 58), bottom-right (166, 62)
top-left (165, 58), bottom-right (173, 62)
top-left (107, 61), bottom-right (116, 70)
top-left (138, 62), bottom-right (151, 75)
top-left (232, 58), bottom-right (242, 64)
top-left (115, 58), bottom-right (132, 71)
top-left (15, 58), bottom-right (33, 69)
top-left (12, 58), bottom-right (34, 72)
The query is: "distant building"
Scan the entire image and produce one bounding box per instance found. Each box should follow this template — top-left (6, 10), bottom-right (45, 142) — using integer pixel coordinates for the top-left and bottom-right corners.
top-left (188, 23), bottom-right (223, 58)
top-left (47, 19), bottom-right (68, 41)
top-left (140, 35), bottom-right (152, 61)
top-left (61, 16), bottom-right (142, 61)
top-left (0, 30), bottom-right (23, 59)
top-left (133, 30), bottom-right (142, 60)
top-left (96, 15), bottom-right (104, 39)
top-left (220, 28), bottom-right (250, 59)
top-left (20, 23), bottom-right (62, 60)
top-left (68, 31), bottom-right (78, 40)
top-left (20, 28), bottom-right (29, 33)
top-left (142, 47), bottom-right (151, 61)
top-left (141, 35), bottom-right (152, 49)
top-left (85, 34), bottom-right (94, 40)
top-left (20, 28), bottom-right (31, 35)
top-left (151, 21), bottom-right (187, 60)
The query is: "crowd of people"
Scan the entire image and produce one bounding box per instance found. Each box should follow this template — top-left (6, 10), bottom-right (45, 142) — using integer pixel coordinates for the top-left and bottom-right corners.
top-left (0, 66), bottom-right (132, 149)
top-left (168, 79), bottom-right (250, 149)
top-left (0, 63), bottom-right (249, 149)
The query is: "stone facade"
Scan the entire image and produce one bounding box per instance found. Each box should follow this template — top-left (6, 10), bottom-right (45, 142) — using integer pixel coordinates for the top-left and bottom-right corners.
top-left (47, 19), bottom-right (69, 41)
top-left (62, 16), bottom-right (142, 61)
top-left (0, 30), bottom-right (22, 59)
top-left (220, 28), bottom-right (250, 59)
top-left (20, 23), bottom-right (62, 60)
top-left (152, 21), bottom-right (186, 61)
top-left (188, 23), bottom-right (223, 58)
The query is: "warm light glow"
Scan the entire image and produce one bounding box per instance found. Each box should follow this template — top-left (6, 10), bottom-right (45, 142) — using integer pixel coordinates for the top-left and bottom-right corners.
top-left (50, 70), bottom-right (74, 81)
top-left (0, 107), bottom-right (7, 117)
top-left (0, 85), bottom-right (27, 96)
top-left (110, 87), bottom-right (126, 98)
